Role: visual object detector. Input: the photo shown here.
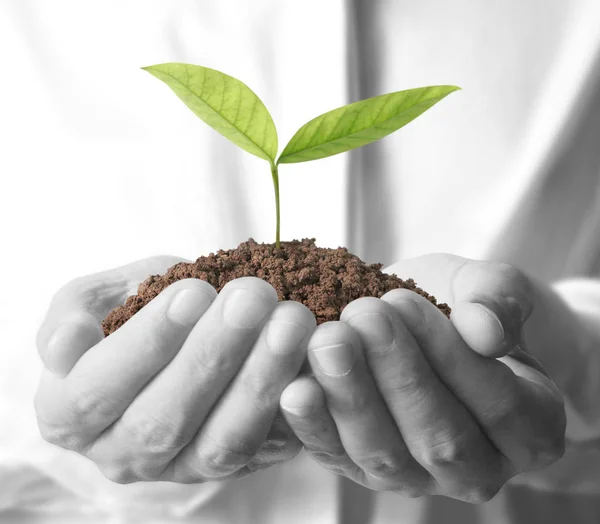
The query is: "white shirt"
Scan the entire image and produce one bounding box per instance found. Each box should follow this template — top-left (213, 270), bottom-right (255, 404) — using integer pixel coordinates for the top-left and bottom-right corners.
top-left (1, 1), bottom-right (600, 522)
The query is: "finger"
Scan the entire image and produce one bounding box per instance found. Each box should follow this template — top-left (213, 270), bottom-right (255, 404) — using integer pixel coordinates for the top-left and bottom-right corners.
top-left (34, 278), bottom-right (215, 452)
top-left (382, 289), bottom-right (565, 472)
top-left (342, 297), bottom-right (509, 502)
top-left (85, 277), bottom-right (278, 483)
top-left (42, 312), bottom-right (105, 377)
top-left (449, 260), bottom-right (535, 358)
top-left (280, 376), bottom-right (365, 481)
top-left (384, 255), bottom-right (534, 358)
top-left (306, 321), bottom-right (431, 492)
top-left (240, 412), bottom-right (303, 475)
top-left (36, 255), bottom-right (185, 374)
top-left (165, 299), bottom-right (314, 482)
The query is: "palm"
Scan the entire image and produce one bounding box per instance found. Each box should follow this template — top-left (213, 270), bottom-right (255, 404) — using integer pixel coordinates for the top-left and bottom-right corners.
top-left (384, 253), bottom-right (471, 307)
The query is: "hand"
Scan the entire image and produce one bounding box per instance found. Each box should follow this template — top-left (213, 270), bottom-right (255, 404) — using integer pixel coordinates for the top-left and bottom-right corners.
top-left (280, 254), bottom-right (566, 503)
top-left (35, 256), bottom-right (316, 483)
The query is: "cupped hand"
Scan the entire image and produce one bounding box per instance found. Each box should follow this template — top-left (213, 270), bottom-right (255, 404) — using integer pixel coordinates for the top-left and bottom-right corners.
top-left (35, 256), bottom-right (316, 483)
top-left (280, 254), bottom-right (566, 503)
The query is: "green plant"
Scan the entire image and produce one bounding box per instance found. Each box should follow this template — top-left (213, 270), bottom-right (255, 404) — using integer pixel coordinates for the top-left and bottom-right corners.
top-left (142, 63), bottom-right (460, 249)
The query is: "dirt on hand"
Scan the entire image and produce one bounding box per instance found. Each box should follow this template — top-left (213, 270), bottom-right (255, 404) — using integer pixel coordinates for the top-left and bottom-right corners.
top-left (102, 238), bottom-right (450, 336)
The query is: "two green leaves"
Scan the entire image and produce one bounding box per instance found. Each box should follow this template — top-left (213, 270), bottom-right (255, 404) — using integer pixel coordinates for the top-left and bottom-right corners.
top-left (142, 63), bottom-right (460, 166)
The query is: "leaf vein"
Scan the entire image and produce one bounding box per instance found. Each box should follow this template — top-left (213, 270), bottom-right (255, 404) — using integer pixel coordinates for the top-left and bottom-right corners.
top-left (151, 67), bottom-right (272, 160)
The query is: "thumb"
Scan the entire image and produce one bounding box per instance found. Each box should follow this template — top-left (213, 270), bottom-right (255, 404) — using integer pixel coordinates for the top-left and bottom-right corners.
top-left (38, 312), bottom-right (105, 377)
top-left (449, 260), bottom-right (535, 358)
top-left (37, 255), bottom-right (186, 376)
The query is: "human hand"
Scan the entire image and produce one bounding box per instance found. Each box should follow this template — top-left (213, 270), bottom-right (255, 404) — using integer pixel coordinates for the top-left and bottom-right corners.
top-left (280, 254), bottom-right (566, 503)
top-left (35, 256), bottom-right (316, 483)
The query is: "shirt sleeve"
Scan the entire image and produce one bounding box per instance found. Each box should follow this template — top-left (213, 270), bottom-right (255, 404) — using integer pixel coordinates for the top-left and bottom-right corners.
top-left (552, 278), bottom-right (600, 443)
top-left (508, 277), bottom-right (600, 494)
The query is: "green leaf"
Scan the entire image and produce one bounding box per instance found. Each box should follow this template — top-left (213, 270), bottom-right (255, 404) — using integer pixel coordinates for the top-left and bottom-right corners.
top-left (142, 63), bottom-right (278, 162)
top-left (277, 85), bottom-right (460, 164)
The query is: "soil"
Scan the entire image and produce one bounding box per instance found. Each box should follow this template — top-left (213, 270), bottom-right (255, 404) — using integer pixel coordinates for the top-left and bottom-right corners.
top-left (102, 238), bottom-right (450, 337)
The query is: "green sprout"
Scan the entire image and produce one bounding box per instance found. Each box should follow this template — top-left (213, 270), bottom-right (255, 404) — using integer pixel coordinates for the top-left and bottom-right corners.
top-left (142, 63), bottom-right (460, 249)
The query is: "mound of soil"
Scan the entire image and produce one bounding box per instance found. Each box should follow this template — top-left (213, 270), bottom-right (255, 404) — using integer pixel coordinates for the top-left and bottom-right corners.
top-left (102, 238), bottom-right (450, 336)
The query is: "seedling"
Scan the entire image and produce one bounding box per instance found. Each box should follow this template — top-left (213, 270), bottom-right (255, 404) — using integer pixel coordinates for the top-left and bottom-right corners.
top-left (142, 63), bottom-right (460, 249)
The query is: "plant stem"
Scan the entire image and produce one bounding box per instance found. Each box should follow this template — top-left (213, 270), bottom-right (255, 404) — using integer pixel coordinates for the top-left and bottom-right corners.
top-left (270, 162), bottom-right (281, 249)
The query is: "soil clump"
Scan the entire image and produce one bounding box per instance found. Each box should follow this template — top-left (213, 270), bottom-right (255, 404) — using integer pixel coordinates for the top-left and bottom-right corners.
top-left (102, 238), bottom-right (450, 336)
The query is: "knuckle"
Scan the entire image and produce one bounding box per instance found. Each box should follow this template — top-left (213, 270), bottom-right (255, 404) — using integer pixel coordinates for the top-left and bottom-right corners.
top-left (417, 434), bottom-right (469, 470)
top-left (306, 449), bottom-right (349, 476)
top-left (130, 463), bottom-right (166, 483)
top-left (358, 451), bottom-right (403, 480)
top-left (381, 372), bottom-right (427, 402)
top-left (292, 420), bottom-right (336, 449)
top-left (36, 419), bottom-right (77, 450)
top-left (463, 482), bottom-right (503, 504)
top-left (43, 425), bottom-right (89, 454)
top-left (120, 412), bottom-right (189, 459)
top-left (338, 388), bottom-right (370, 413)
top-left (307, 448), bottom-right (347, 464)
top-left (260, 435), bottom-right (303, 461)
top-left (35, 397), bottom-right (87, 453)
top-left (531, 432), bottom-right (566, 469)
top-left (240, 373), bottom-right (278, 407)
top-left (364, 467), bottom-right (428, 495)
top-left (394, 485), bottom-right (428, 499)
top-left (66, 382), bottom-right (117, 424)
top-left (480, 374), bottom-right (520, 429)
top-left (248, 437), bottom-right (303, 470)
top-left (430, 469), bottom-right (505, 504)
top-left (198, 438), bottom-right (252, 477)
top-left (191, 335), bottom-right (239, 379)
top-left (37, 420), bottom-right (60, 446)
top-left (100, 464), bottom-right (139, 485)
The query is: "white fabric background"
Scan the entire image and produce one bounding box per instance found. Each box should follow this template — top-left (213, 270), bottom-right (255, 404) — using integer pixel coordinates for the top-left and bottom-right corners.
top-left (1, 1), bottom-right (600, 522)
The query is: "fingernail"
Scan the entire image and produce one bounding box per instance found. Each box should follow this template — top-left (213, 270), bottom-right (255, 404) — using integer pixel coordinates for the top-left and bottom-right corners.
top-left (168, 288), bottom-right (210, 326)
top-left (473, 303), bottom-right (505, 341)
top-left (281, 402), bottom-right (314, 417)
top-left (47, 324), bottom-right (66, 354)
top-left (311, 343), bottom-right (355, 377)
top-left (347, 312), bottom-right (395, 352)
top-left (46, 324), bottom-right (69, 374)
top-left (266, 321), bottom-right (308, 355)
top-left (223, 288), bottom-right (270, 329)
top-left (45, 317), bottom-right (104, 376)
